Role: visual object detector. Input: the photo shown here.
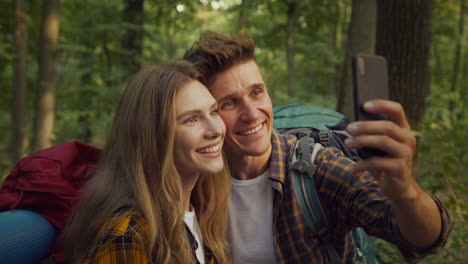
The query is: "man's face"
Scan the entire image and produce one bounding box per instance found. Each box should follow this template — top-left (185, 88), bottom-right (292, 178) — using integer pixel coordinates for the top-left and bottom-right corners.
top-left (209, 60), bottom-right (273, 157)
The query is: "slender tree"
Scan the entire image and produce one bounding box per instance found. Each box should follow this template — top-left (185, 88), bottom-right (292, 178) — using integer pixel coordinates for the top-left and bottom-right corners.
top-left (336, 0), bottom-right (376, 119)
top-left (158, 2), bottom-right (176, 59)
top-left (32, 0), bottom-right (61, 151)
top-left (284, 0), bottom-right (297, 97)
top-left (376, 0), bottom-right (434, 129)
top-left (449, 0), bottom-right (465, 114)
top-left (121, 0), bottom-right (143, 74)
top-left (11, 0), bottom-right (28, 165)
top-left (328, 0), bottom-right (339, 94)
top-left (78, 53), bottom-right (93, 143)
top-left (461, 53), bottom-right (468, 120)
top-left (238, 0), bottom-right (249, 34)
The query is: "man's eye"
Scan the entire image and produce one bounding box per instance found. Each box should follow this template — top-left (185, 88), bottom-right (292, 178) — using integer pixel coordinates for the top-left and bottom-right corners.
top-left (253, 89), bottom-right (263, 96)
top-left (221, 100), bottom-right (235, 109)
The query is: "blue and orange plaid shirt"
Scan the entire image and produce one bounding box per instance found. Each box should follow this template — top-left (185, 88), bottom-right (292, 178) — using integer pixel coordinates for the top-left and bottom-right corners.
top-left (268, 130), bottom-right (453, 263)
top-left (83, 209), bottom-right (216, 264)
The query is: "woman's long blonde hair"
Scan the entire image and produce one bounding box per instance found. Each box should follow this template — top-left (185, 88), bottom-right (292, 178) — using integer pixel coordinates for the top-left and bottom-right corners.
top-left (63, 60), bottom-right (231, 264)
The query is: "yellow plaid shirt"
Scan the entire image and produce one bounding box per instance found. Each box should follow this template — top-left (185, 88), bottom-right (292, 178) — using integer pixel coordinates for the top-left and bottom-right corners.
top-left (84, 209), bottom-right (216, 264)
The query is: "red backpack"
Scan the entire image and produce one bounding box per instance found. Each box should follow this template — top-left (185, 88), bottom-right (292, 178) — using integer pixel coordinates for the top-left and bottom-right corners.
top-left (0, 141), bottom-right (101, 261)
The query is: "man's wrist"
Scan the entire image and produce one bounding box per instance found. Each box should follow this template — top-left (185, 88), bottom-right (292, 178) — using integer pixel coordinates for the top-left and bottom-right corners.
top-left (390, 183), bottom-right (424, 205)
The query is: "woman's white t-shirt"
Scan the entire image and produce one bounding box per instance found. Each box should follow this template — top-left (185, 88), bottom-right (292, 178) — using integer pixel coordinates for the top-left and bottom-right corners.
top-left (185, 209), bottom-right (205, 264)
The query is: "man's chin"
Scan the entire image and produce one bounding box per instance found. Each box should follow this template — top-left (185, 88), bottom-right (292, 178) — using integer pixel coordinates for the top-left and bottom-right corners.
top-left (225, 143), bottom-right (271, 158)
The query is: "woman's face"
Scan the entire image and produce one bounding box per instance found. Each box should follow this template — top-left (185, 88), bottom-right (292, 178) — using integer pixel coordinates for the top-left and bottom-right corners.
top-left (173, 80), bottom-right (226, 177)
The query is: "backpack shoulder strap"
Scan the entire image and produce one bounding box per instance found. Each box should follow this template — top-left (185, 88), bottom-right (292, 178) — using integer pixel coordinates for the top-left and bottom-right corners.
top-left (290, 136), bottom-right (342, 263)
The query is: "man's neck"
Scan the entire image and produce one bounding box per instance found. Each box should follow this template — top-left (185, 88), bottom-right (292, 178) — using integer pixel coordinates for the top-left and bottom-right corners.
top-left (226, 147), bottom-right (272, 181)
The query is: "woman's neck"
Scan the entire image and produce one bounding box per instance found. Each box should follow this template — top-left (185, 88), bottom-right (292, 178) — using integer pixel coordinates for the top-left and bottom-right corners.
top-left (180, 173), bottom-right (200, 212)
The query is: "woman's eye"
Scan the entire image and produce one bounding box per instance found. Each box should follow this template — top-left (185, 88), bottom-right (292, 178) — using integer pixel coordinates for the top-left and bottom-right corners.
top-left (183, 117), bottom-right (197, 124)
top-left (210, 109), bottom-right (219, 116)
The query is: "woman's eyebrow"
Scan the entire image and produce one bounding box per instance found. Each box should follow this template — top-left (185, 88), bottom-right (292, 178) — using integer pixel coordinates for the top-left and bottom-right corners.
top-left (176, 101), bottom-right (217, 120)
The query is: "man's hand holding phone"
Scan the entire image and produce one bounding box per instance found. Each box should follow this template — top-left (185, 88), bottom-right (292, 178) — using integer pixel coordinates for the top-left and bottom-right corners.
top-left (347, 54), bottom-right (419, 200)
top-left (345, 55), bottom-right (444, 248)
top-left (344, 99), bottom-right (418, 201)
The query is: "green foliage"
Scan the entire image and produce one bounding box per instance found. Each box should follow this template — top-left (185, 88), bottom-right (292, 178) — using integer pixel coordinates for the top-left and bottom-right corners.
top-left (416, 92), bottom-right (467, 264)
top-left (374, 87), bottom-right (468, 264)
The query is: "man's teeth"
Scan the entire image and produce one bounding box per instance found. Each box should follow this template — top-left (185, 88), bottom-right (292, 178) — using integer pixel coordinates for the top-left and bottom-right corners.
top-left (239, 123), bottom-right (263, 135)
top-left (198, 144), bottom-right (221, 154)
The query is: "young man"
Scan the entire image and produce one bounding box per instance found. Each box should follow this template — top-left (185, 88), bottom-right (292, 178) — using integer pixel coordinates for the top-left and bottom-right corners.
top-left (184, 31), bottom-right (452, 264)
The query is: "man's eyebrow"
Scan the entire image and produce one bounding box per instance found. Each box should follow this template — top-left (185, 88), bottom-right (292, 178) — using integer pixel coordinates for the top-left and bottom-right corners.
top-left (251, 83), bottom-right (265, 90)
top-left (218, 93), bottom-right (236, 103)
top-left (217, 83), bottom-right (265, 102)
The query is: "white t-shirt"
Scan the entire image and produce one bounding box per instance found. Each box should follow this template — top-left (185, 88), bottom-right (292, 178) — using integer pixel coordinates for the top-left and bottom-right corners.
top-left (184, 209), bottom-right (205, 264)
top-left (228, 170), bottom-right (277, 264)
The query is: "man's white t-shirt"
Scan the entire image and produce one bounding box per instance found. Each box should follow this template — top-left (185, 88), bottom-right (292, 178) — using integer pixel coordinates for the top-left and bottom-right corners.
top-left (228, 170), bottom-right (277, 264)
top-left (185, 209), bottom-right (205, 264)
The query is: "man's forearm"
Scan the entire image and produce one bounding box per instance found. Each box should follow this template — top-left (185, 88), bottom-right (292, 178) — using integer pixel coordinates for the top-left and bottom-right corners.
top-left (393, 185), bottom-right (442, 249)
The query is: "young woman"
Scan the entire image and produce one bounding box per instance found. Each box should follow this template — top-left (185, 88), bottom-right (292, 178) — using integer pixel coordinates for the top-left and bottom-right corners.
top-left (63, 60), bottom-right (231, 264)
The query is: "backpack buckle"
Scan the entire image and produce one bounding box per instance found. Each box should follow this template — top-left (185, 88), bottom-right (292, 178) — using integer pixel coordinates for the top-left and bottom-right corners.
top-left (318, 227), bottom-right (332, 242)
top-left (318, 131), bottom-right (330, 147)
top-left (298, 131), bottom-right (310, 138)
top-left (291, 160), bottom-right (316, 176)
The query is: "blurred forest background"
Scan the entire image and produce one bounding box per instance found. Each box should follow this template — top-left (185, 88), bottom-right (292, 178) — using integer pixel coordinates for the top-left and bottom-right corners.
top-left (0, 0), bottom-right (466, 263)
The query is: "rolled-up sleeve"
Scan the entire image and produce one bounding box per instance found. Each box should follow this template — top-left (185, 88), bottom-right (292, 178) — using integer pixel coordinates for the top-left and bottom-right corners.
top-left (315, 147), bottom-right (454, 263)
top-left (389, 194), bottom-right (453, 263)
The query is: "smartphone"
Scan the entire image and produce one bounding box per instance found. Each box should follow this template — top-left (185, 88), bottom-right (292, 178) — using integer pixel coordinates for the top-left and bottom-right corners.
top-left (351, 54), bottom-right (389, 159)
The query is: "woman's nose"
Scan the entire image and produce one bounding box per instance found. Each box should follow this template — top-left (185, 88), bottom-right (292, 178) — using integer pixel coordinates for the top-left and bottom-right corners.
top-left (204, 117), bottom-right (225, 139)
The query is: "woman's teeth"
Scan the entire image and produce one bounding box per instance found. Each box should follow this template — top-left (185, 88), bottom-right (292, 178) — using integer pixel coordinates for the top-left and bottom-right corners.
top-left (197, 144), bottom-right (221, 154)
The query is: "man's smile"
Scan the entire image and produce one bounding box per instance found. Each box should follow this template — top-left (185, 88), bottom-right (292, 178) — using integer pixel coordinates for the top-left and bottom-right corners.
top-left (236, 121), bottom-right (265, 136)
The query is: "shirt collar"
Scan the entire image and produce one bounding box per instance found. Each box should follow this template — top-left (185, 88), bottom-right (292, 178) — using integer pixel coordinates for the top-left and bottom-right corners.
top-left (268, 130), bottom-right (296, 192)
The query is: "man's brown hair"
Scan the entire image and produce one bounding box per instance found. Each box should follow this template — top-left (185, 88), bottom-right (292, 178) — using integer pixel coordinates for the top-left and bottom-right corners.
top-left (183, 30), bottom-right (256, 86)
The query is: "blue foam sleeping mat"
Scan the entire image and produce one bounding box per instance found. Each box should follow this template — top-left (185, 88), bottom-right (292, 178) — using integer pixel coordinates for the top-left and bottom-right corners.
top-left (0, 209), bottom-right (58, 264)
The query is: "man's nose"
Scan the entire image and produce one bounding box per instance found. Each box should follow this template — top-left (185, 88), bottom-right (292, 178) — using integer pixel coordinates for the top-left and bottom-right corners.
top-left (239, 102), bottom-right (260, 122)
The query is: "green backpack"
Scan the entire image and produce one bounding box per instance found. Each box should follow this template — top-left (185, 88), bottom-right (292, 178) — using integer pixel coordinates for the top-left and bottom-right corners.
top-left (273, 104), bottom-right (379, 264)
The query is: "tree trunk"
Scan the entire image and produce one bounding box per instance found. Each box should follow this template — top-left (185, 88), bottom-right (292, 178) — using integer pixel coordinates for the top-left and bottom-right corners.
top-left (460, 47), bottom-right (468, 120)
top-left (339, 0), bottom-right (350, 51)
top-left (336, 0), bottom-right (376, 119)
top-left (432, 39), bottom-right (442, 85)
top-left (102, 38), bottom-right (113, 88)
top-left (309, 62), bottom-right (316, 96)
top-left (449, 0), bottom-right (465, 114)
top-left (238, 0), bottom-right (249, 34)
top-left (121, 0), bottom-right (143, 73)
top-left (79, 54), bottom-right (93, 143)
top-left (376, 0), bottom-right (433, 129)
top-left (285, 0), bottom-right (297, 97)
top-left (165, 25), bottom-right (175, 59)
top-left (32, 0), bottom-right (60, 151)
top-left (335, 0), bottom-right (351, 97)
top-left (11, 0), bottom-right (28, 165)
top-left (328, 0), bottom-right (338, 94)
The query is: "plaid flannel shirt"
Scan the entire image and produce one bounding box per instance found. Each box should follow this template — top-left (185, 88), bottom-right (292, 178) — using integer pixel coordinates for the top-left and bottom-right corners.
top-left (84, 209), bottom-right (215, 264)
top-left (268, 130), bottom-right (453, 264)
